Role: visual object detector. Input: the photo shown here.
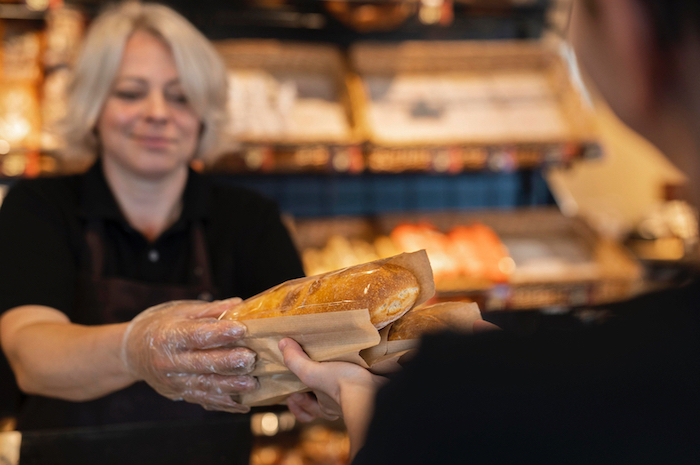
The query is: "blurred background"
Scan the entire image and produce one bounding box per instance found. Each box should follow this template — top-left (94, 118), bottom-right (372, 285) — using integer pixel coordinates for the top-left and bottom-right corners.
top-left (0, 0), bottom-right (697, 463)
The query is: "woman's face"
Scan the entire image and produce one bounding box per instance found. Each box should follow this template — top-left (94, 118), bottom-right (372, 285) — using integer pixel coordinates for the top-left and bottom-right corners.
top-left (96, 30), bottom-right (200, 179)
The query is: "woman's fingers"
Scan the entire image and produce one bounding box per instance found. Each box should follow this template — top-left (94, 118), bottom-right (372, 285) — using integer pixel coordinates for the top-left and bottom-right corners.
top-left (175, 319), bottom-right (247, 350)
top-left (195, 297), bottom-right (243, 319)
top-left (182, 391), bottom-right (251, 414)
top-left (164, 373), bottom-right (259, 396)
top-left (173, 347), bottom-right (256, 375)
top-left (171, 373), bottom-right (258, 394)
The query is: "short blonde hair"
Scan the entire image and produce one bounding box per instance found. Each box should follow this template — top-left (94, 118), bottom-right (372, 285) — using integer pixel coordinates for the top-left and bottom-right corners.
top-left (62, 1), bottom-right (228, 162)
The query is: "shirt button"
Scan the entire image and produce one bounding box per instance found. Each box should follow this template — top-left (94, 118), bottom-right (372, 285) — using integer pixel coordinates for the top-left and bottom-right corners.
top-left (148, 249), bottom-right (160, 263)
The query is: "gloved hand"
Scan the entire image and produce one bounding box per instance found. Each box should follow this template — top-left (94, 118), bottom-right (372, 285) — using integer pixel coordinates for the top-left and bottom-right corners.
top-left (121, 298), bottom-right (256, 413)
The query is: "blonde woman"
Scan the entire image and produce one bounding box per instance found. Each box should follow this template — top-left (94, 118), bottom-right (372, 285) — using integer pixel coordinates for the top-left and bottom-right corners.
top-left (0, 2), bottom-right (303, 431)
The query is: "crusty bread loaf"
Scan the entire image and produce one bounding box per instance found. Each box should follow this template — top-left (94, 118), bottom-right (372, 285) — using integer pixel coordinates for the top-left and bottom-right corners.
top-left (223, 262), bottom-right (420, 330)
top-left (388, 302), bottom-right (480, 340)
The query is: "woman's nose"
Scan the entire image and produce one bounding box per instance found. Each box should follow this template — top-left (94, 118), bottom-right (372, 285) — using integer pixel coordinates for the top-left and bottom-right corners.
top-left (143, 92), bottom-right (170, 123)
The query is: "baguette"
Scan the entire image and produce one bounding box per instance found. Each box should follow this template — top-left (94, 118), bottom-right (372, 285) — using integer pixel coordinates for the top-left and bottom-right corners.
top-left (223, 262), bottom-right (420, 330)
top-left (388, 302), bottom-right (481, 340)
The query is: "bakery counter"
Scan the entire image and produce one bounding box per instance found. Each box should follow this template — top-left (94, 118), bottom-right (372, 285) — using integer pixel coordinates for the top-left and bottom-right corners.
top-left (249, 413), bottom-right (349, 465)
top-left (0, 414), bottom-right (351, 465)
top-left (0, 417), bottom-right (252, 465)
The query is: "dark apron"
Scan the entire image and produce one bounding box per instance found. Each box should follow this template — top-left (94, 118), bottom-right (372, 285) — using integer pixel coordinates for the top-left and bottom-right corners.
top-left (16, 220), bottom-right (239, 431)
top-left (80, 220), bottom-right (217, 324)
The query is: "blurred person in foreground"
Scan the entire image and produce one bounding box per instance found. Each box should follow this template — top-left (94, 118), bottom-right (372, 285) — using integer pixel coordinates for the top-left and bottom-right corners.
top-left (0, 2), bottom-right (303, 432)
top-left (280, 0), bottom-right (700, 463)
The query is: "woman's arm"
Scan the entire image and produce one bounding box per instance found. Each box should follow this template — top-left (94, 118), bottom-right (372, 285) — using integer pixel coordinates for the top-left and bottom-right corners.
top-left (1, 305), bottom-right (133, 401)
top-left (1, 299), bottom-right (259, 412)
top-left (279, 338), bottom-right (387, 459)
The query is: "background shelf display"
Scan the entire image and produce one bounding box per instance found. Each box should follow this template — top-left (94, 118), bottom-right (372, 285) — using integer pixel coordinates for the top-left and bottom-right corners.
top-left (350, 39), bottom-right (599, 167)
top-left (211, 139), bottom-right (600, 175)
top-left (291, 207), bottom-right (643, 311)
top-left (207, 39), bottom-right (601, 175)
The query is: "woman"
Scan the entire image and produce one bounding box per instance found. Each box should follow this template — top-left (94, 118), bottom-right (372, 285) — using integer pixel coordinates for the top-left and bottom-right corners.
top-left (0, 2), bottom-right (304, 431)
top-left (281, 0), bottom-right (700, 463)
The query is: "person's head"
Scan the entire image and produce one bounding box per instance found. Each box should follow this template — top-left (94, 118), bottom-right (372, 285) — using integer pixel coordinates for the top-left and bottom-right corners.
top-left (569, 0), bottom-right (700, 154)
top-left (62, 1), bottom-right (228, 170)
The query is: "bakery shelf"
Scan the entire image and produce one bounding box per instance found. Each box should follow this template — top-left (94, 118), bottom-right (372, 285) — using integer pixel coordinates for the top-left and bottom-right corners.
top-left (291, 207), bottom-right (643, 312)
top-left (209, 140), bottom-right (601, 176)
top-left (0, 4), bottom-right (45, 21)
top-left (349, 39), bottom-right (599, 165)
top-left (204, 39), bottom-right (601, 176)
top-left (211, 143), bottom-right (366, 175)
top-left (0, 150), bottom-right (61, 178)
top-left (213, 40), bottom-right (362, 147)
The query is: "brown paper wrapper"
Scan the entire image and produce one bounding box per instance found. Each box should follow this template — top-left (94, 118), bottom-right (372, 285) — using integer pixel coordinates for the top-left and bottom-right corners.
top-left (231, 251), bottom-right (435, 406)
top-left (362, 302), bottom-right (482, 374)
top-left (234, 309), bottom-right (379, 406)
top-left (381, 250), bottom-right (435, 311)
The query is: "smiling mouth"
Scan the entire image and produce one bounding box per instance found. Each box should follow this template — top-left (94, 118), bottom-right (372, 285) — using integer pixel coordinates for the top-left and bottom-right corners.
top-left (133, 136), bottom-right (175, 148)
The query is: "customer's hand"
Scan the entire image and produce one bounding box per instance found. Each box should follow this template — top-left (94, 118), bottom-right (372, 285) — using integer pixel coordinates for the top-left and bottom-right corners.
top-left (121, 298), bottom-right (257, 413)
top-left (279, 338), bottom-right (386, 422)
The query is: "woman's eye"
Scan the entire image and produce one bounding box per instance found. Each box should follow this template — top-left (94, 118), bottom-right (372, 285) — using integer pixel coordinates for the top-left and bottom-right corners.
top-left (114, 90), bottom-right (143, 100)
top-left (167, 93), bottom-right (188, 105)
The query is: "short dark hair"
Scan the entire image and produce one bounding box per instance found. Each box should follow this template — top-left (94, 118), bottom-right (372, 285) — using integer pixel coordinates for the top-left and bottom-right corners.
top-left (636, 0), bottom-right (700, 48)
top-left (581, 0), bottom-right (700, 48)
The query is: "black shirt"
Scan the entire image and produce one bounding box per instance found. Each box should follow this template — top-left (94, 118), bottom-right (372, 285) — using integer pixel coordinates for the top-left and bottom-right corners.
top-left (0, 161), bottom-right (304, 320)
top-left (354, 280), bottom-right (700, 464)
top-left (0, 162), bottom-right (305, 428)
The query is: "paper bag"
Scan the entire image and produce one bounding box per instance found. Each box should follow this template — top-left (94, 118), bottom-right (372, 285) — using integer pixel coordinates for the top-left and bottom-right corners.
top-left (227, 250), bottom-right (435, 406)
top-left (362, 302), bottom-right (483, 374)
top-left (234, 309), bottom-right (379, 406)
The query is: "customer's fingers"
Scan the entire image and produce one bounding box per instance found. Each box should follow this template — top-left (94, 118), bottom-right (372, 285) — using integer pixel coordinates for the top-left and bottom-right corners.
top-left (288, 392), bottom-right (340, 422)
top-left (287, 393), bottom-right (318, 422)
top-left (279, 338), bottom-right (323, 388)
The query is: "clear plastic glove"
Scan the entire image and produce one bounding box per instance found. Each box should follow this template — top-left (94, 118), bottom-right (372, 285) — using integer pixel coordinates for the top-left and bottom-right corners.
top-left (122, 298), bottom-right (257, 413)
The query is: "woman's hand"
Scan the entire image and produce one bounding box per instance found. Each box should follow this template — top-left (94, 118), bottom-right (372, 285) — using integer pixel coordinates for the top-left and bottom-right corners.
top-left (279, 338), bottom-right (387, 458)
top-left (122, 298), bottom-right (257, 413)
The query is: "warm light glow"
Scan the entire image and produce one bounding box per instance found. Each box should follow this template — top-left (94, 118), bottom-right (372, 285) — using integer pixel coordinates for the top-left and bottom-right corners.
top-left (26, 0), bottom-right (50, 11)
top-left (260, 412), bottom-right (280, 436)
top-left (0, 140), bottom-right (10, 155)
top-left (278, 411), bottom-right (296, 432)
top-left (498, 257), bottom-right (516, 275)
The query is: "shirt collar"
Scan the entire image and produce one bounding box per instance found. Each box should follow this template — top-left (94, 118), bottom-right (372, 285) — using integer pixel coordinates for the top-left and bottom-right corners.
top-left (79, 160), bottom-right (211, 224)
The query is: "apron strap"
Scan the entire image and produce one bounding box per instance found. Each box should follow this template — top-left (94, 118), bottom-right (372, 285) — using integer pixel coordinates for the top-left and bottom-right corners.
top-left (190, 223), bottom-right (216, 300)
top-left (84, 220), bottom-right (217, 299)
top-left (84, 221), bottom-right (105, 282)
